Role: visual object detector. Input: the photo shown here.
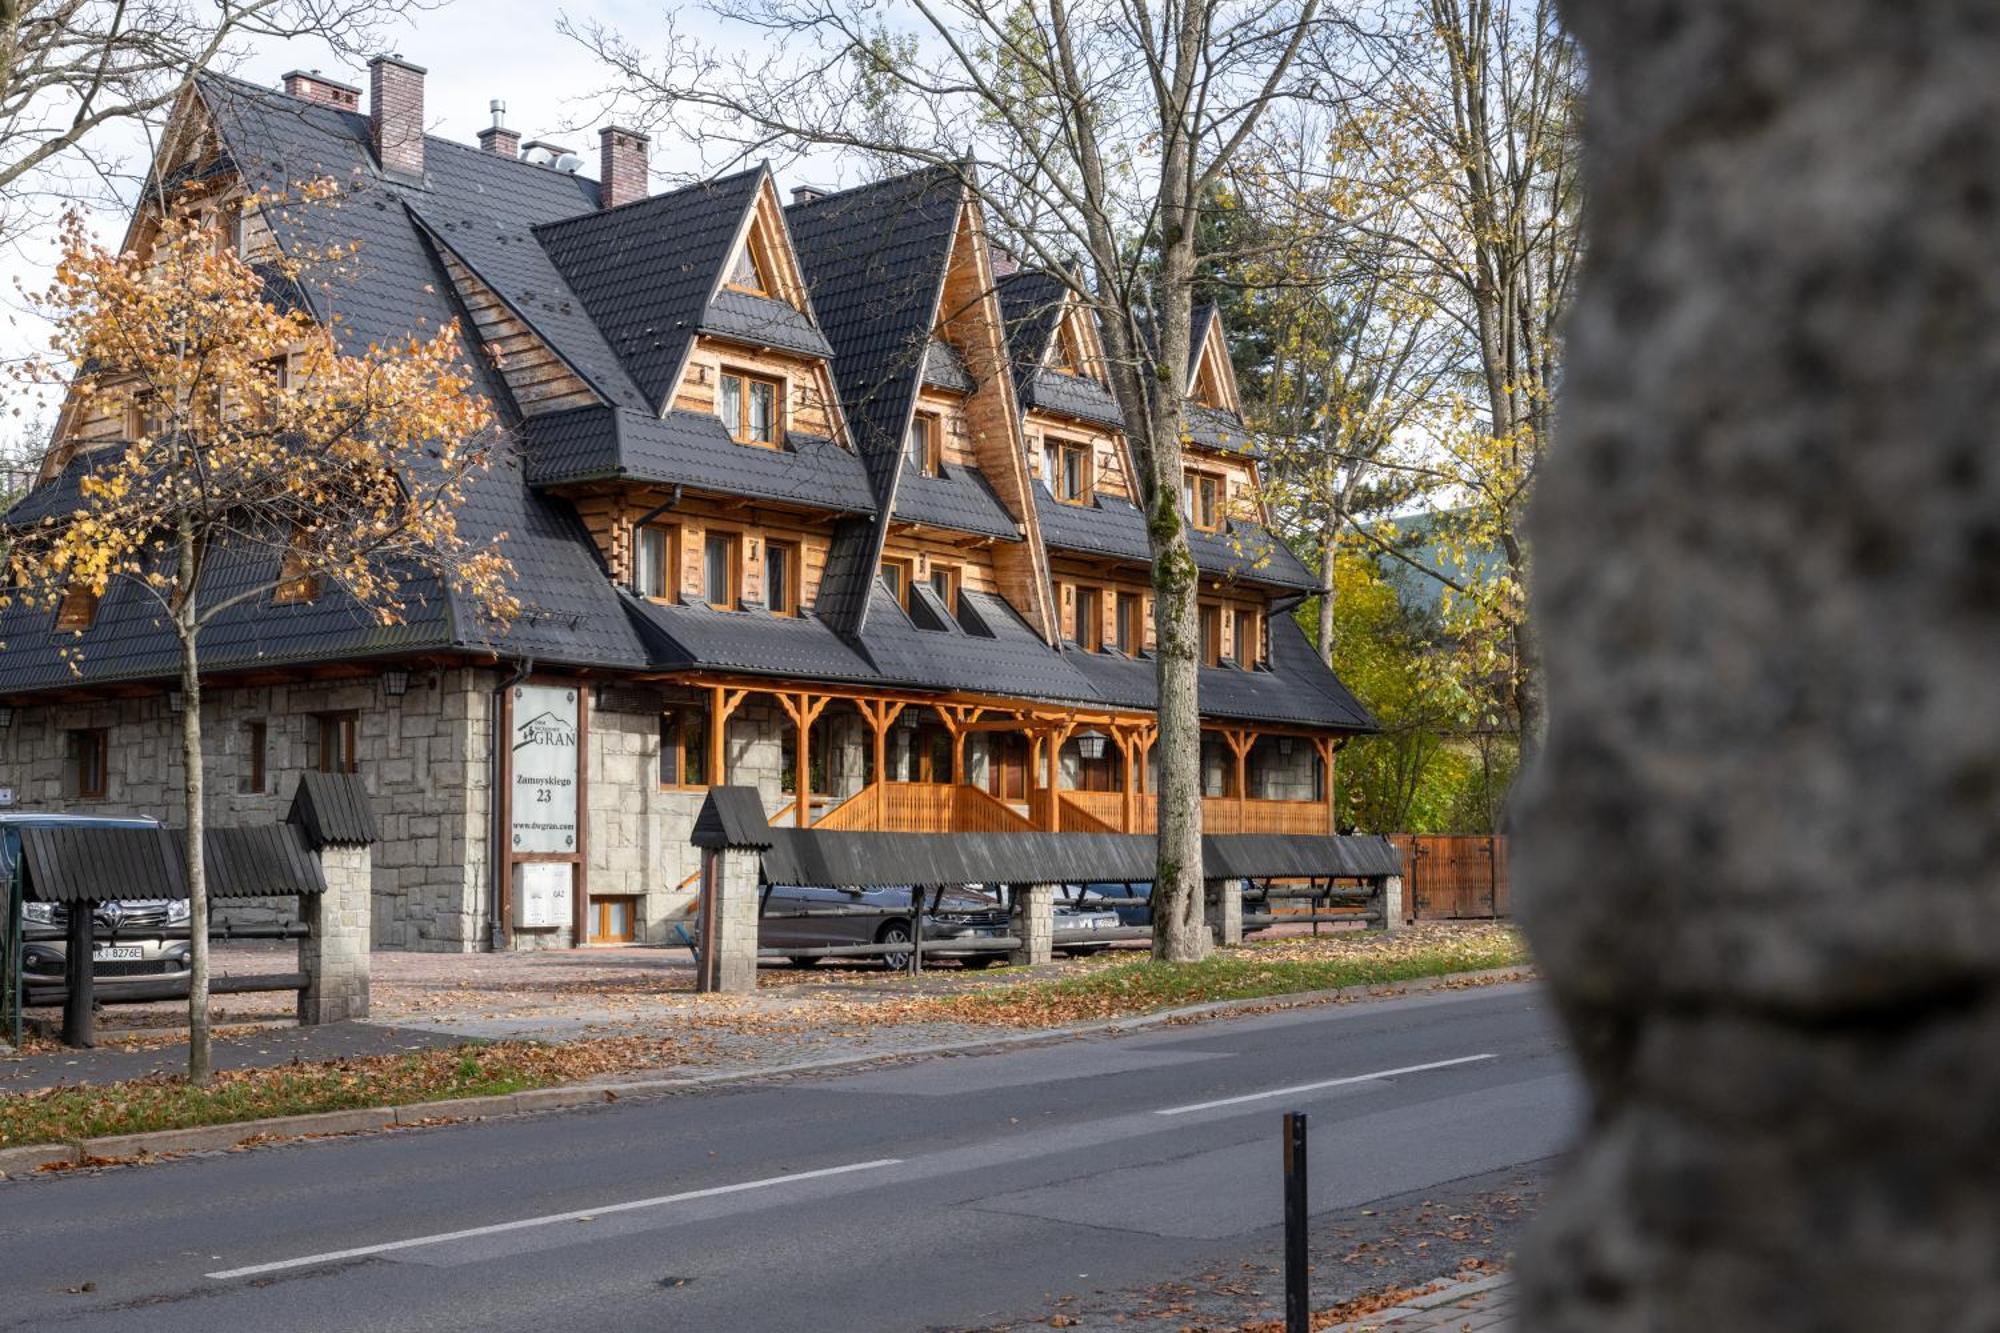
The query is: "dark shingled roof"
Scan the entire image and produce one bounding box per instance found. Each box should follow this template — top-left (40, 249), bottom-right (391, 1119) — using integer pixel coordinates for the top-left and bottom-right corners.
top-left (700, 288), bottom-right (835, 361)
top-left (523, 406), bottom-right (875, 514)
top-left (19, 824), bottom-right (326, 902)
top-left (890, 464), bottom-right (1021, 540)
top-left (1032, 487), bottom-right (1320, 591)
top-left (1063, 616), bottom-right (1375, 730)
top-left (535, 167), bottom-right (766, 414)
top-left (288, 771), bottom-right (380, 849)
top-left (857, 586), bottom-right (1099, 703)
top-left (996, 269), bottom-right (1125, 428)
top-left (624, 593), bottom-right (882, 684)
top-left (690, 792), bottom-right (1402, 886)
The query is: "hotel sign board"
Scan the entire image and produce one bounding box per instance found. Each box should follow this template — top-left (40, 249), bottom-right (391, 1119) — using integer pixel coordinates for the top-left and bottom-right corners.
top-left (511, 684), bottom-right (579, 854)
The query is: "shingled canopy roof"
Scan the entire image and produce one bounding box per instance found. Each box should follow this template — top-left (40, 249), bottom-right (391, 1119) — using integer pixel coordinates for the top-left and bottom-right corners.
top-left (17, 824), bottom-right (326, 903)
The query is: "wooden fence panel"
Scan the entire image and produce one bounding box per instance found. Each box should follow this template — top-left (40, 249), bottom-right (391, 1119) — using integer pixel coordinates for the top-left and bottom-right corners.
top-left (1388, 834), bottom-right (1509, 920)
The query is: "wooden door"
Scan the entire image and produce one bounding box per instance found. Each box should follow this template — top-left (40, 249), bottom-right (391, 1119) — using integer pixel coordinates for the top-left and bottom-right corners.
top-left (987, 733), bottom-right (1030, 802)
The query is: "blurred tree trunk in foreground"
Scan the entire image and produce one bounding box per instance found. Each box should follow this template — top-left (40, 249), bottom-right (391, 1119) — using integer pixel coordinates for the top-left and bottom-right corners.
top-left (1517, 0), bottom-right (2000, 1327)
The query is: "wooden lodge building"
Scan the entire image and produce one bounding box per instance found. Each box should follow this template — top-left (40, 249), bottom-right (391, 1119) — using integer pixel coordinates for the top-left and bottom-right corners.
top-left (0, 60), bottom-right (1375, 951)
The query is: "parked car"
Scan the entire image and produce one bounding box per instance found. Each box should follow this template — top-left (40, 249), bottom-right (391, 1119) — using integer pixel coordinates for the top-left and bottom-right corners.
top-left (756, 884), bottom-right (1011, 969)
top-left (1, 812), bottom-right (193, 983)
top-left (1049, 892), bottom-right (1124, 956)
top-left (1057, 880), bottom-right (1273, 936)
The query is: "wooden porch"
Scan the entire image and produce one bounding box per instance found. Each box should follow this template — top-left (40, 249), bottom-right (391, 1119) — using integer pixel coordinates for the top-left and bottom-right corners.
top-left (681, 676), bottom-right (1342, 837)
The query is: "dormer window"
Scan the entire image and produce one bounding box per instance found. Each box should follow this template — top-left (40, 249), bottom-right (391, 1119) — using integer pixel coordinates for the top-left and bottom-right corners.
top-left (719, 368), bottom-right (781, 447)
top-left (56, 586), bottom-right (99, 632)
top-left (1183, 469), bottom-right (1222, 531)
top-left (906, 413), bottom-right (942, 477)
top-left (880, 557), bottom-right (914, 609)
top-left (1045, 439), bottom-right (1091, 504)
top-left (634, 522), bottom-right (679, 599)
top-left (725, 239), bottom-right (770, 295)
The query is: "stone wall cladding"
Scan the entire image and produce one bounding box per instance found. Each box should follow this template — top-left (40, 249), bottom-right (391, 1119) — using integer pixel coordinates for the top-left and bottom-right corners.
top-left (300, 843), bottom-right (372, 1022)
top-left (0, 668), bottom-right (492, 953)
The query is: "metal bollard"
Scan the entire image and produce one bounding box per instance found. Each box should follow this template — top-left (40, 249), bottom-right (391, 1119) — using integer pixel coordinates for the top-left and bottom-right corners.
top-left (1284, 1110), bottom-right (1309, 1333)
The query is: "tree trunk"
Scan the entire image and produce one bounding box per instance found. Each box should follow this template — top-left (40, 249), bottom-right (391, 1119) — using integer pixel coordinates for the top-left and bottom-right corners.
top-left (1519, 1), bottom-right (2000, 1325)
top-left (176, 526), bottom-right (211, 1086)
top-left (1318, 530), bottom-right (1336, 665)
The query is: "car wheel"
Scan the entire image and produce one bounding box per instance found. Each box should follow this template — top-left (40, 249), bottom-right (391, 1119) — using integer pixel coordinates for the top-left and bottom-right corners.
top-left (961, 955), bottom-right (1003, 970)
top-left (877, 921), bottom-right (913, 971)
top-left (787, 955), bottom-right (822, 969)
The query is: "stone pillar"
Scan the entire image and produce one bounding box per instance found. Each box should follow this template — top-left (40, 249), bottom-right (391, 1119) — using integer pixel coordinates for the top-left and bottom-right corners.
top-left (299, 843), bottom-right (372, 1024)
top-left (1204, 878), bottom-right (1243, 947)
top-left (1520, 2), bottom-right (2000, 1327)
top-left (1377, 875), bottom-right (1405, 933)
top-left (695, 848), bottom-right (760, 993)
top-left (1009, 883), bottom-right (1054, 966)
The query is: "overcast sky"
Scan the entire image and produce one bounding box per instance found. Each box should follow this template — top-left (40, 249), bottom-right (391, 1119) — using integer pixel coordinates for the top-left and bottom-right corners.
top-left (0, 0), bottom-right (852, 424)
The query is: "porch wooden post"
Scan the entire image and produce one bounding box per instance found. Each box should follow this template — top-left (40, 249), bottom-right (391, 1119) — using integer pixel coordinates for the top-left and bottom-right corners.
top-left (1231, 729), bottom-right (1252, 803)
top-left (708, 685), bottom-right (727, 788)
top-left (1119, 731), bottom-right (1137, 833)
top-left (1043, 727), bottom-right (1061, 830)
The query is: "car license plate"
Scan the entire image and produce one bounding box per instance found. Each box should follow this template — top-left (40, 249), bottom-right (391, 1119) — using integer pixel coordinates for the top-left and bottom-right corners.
top-left (93, 946), bottom-right (143, 962)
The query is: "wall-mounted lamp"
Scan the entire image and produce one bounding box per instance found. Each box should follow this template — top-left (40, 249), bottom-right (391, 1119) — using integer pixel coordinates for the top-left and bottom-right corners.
top-left (1075, 729), bottom-right (1109, 761)
top-left (1277, 736), bottom-right (1294, 757)
top-left (381, 668), bottom-right (411, 698)
top-left (167, 690), bottom-right (184, 714)
top-left (0, 704), bottom-right (14, 729)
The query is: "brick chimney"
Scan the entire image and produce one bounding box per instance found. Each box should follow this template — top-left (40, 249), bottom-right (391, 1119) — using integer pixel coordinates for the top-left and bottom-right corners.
top-left (477, 99), bottom-right (520, 158)
top-left (282, 70), bottom-right (362, 110)
top-left (790, 185), bottom-right (826, 206)
top-left (368, 54), bottom-right (426, 181)
top-left (599, 126), bottom-right (650, 210)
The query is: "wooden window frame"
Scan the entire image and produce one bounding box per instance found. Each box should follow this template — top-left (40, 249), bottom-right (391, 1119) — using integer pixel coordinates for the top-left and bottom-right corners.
top-left (317, 712), bottom-right (359, 775)
top-left (660, 705), bottom-right (711, 789)
top-left (906, 412), bottom-right (942, 477)
top-left (239, 720), bottom-right (268, 795)
top-left (928, 562), bottom-right (961, 612)
top-left (1115, 590), bottom-right (1143, 656)
top-left (724, 231), bottom-right (772, 297)
top-left (1185, 469), bottom-right (1223, 532)
top-left (1233, 607), bottom-right (1261, 668)
top-left (1073, 585), bottom-right (1103, 651)
top-left (880, 556), bottom-right (914, 609)
top-left (703, 530), bottom-right (741, 611)
top-left (765, 539), bottom-right (799, 616)
top-left (55, 585), bottom-right (99, 632)
top-left (72, 728), bottom-right (109, 800)
top-left (718, 367), bottom-right (784, 447)
top-left (1200, 603), bottom-right (1223, 668)
top-left (589, 895), bottom-right (640, 944)
top-left (634, 522), bottom-right (680, 601)
top-left (1046, 438), bottom-right (1091, 504)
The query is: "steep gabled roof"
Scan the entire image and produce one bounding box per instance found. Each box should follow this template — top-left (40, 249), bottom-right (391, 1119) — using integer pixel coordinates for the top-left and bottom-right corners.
top-left (534, 167), bottom-right (766, 414)
top-left (998, 268), bottom-right (1124, 429)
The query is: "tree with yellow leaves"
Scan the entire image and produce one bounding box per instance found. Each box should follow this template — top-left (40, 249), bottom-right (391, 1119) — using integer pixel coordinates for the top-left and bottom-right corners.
top-left (4, 197), bottom-right (516, 1082)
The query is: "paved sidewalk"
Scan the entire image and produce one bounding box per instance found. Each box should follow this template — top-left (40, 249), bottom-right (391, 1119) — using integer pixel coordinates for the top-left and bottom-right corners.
top-left (1328, 1273), bottom-right (1514, 1331)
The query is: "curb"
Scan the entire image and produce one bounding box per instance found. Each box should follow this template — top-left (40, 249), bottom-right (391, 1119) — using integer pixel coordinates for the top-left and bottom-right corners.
top-left (1, 966), bottom-right (1533, 1170)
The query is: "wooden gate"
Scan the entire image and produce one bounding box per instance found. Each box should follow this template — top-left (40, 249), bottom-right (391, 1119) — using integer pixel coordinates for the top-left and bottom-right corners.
top-left (1387, 835), bottom-right (1509, 920)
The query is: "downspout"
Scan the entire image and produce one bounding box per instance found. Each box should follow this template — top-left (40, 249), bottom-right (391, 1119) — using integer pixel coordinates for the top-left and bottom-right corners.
top-left (489, 657), bottom-right (534, 950)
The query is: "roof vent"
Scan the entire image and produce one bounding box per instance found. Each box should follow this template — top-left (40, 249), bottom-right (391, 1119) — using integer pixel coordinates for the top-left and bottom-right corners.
top-left (554, 153), bottom-right (586, 174)
top-left (520, 140), bottom-right (577, 168)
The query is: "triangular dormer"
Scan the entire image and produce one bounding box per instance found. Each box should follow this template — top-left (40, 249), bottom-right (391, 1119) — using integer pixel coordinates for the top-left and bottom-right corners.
top-left (1188, 305), bottom-right (1242, 415)
top-left (720, 177), bottom-right (811, 311)
top-left (1045, 294), bottom-right (1107, 384)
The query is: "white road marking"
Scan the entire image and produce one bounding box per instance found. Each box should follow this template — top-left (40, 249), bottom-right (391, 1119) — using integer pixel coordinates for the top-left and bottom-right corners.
top-left (1153, 1054), bottom-right (1498, 1116)
top-left (205, 1158), bottom-right (904, 1280)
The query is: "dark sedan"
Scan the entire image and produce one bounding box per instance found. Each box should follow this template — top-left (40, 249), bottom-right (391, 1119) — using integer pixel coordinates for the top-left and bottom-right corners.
top-left (757, 884), bottom-right (1011, 969)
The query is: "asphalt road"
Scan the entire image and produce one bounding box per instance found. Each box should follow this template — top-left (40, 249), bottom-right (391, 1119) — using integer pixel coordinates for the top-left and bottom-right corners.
top-left (0, 983), bottom-right (1578, 1331)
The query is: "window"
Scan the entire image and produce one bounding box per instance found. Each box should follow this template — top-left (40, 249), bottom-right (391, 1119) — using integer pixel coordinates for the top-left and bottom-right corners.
top-left (634, 523), bottom-right (679, 600)
top-left (719, 369), bottom-right (781, 446)
top-left (725, 238), bottom-right (770, 294)
top-left (1115, 591), bottom-right (1143, 655)
top-left (1045, 439), bottom-right (1090, 503)
top-left (1073, 585), bottom-right (1103, 651)
top-left (317, 712), bottom-right (358, 774)
top-left (1185, 470), bottom-right (1222, 531)
top-left (1233, 608), bottom-right (1261, 667)
top-left (126, 390), bottom-right (167, 441)
top-left (880, 557), bottom-right (913, 608)
top-left (256, 355), bottom-right (292, 425)
top-left (71, 728), bottom-right (109, 799)
top-left (929, 563), bottom-right (961, 611)
top-left (55, 586), bottom-right (99, 632)
top-left (590, 896), bottom-right (639, 943)
top-left (274, 534), bottom-right (319, 605)
top-left (660, 706), bottom-right (710, 787)
top-left (765, 540), bottom-right (797, 616)
top-left (703, 531), bottom-right (740, 610)
top-left (906, 412), bottom-right (941, 476)
top-left (239, 721), bottom-right (268, 794)
top-left (1200, 603), bottom-right (1223, 668)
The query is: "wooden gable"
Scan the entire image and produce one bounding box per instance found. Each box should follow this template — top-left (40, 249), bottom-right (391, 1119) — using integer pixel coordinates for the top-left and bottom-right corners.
top-left (434, 245), bottom-right (602, 418)
top-left (925, 190), bottom-right (1058, 643)
top-left (1189, 310), bottom-right (1242, 415)
top-left (725, 175), bottom-right (813, 311)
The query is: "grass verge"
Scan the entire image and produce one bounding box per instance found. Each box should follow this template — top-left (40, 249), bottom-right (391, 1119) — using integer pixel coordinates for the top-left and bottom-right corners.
top-left (0, 1037), bottom-right (688, 1150)
top-left (940, 924), bottom-right (1531, 1027)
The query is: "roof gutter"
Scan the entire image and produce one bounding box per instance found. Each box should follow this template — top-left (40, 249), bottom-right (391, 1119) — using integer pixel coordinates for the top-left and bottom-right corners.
top-left (488, 657), bottom-right (534, 950)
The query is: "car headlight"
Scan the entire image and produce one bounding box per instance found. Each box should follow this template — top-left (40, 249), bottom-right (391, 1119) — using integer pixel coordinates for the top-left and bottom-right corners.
top-left (22, 901), bottom-right (54, 925)
top-left (166, 899), bottom-right (191, 925)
